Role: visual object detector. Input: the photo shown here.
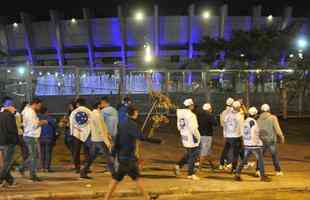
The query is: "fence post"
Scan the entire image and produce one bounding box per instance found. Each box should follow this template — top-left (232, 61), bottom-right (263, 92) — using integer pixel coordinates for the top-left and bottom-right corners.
top-left (26, 63), bottom-right (33, 102)
top-left (75, 67), bottom-right (80, 97)
top-left (281, 87), bottom-right (288, 120)
top-left (298, 90), bottom-right (303, 118)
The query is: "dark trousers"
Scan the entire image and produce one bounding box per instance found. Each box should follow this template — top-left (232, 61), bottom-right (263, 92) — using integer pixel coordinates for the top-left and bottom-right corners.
top-left (72, 137), bottom-right (90, 170)
top-left (18, 135), bottom-right (29, 162)
top-left (21, 136), bottom-right (39, 178)
top-left (40, 140), bottom-right (54, 170)
top-left (236, 148), bottom-right (265, 176)
top-left (220, 137), bottom-right (242, 170)
top-left (0, 144), bottom-right (16, 183)
top-left (64, 132), bottom-right (74, 159)
top-left (257, 143), bottom-right (281, 172)
top-left (81, 142), bottom-right (113, 176)
top-left (178, 146), bottom-right (200, 176)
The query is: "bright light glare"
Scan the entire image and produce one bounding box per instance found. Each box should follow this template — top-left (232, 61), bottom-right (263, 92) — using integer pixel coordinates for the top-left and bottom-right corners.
top-left (202, 11), bottom-right (210, 19)
top-left (297, 38), bottom-right (307, 49)
top-left (18, 67), bottom-right (25, 75)
top-left (71, 18), bottom-right (77, 23)
top-left (267, 15), bottom-right (273, 21)
top-left (13, 22), bottom-right (18, 28)
top-left (144, 43), bottom-right (153, 63)
top-left (135, 11), bottom-right (144, 22)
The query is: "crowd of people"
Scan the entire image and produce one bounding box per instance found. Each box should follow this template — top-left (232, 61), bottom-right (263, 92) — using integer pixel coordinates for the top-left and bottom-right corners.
top-left (0, 95), bottom-right (285, 200)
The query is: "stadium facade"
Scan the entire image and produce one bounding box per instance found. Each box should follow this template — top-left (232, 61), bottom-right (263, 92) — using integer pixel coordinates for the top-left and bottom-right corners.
top-left (0, 5), bottom-right (308, 68)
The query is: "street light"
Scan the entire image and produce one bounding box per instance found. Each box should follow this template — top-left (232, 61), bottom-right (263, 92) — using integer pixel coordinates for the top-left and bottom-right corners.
top-left (17, 66), bottom-right (26, 75)
top-left (134, 11), bottom-right (144, 22)
top-left (13, 22), bottom-right (18, 28)
top-left (297, 38), bottom-right (307, 50)
top-left (71, 18), bottom-right (77, 24)
top-left (202, 11), bottom-right (210, 20)
top-left (267, 15), bottom-right (273, 21)
top-left (144, 43), bottom-right (153, 63)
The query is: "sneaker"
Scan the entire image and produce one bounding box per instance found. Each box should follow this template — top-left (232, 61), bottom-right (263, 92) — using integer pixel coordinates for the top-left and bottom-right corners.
top-left (187, 175), bottom-right (200, 180)
top-left (174, 165), bottom-right (180, 176)
top-left (276, 171), bottom-right (284, 176)
top-left (234, 175), bottom-right (242, 182)
top-left (255, 171), bottom-right (261, 177)
top-left (80, 174), bottom-right (93, 179)
top-left (225, 163), bottom-right (232, 170)
top-left (260, 176), bottom-right (271, 182)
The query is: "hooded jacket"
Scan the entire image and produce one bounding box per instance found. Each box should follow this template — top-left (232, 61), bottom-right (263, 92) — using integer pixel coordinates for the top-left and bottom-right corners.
top-left (257, 112), bottom-right (284, 144)
top-left (177, 109), bottom-right (201, 148)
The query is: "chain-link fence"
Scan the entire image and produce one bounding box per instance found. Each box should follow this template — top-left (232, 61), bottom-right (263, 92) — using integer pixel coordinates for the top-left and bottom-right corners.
top-left (0, 66), bottom-right (309, 117)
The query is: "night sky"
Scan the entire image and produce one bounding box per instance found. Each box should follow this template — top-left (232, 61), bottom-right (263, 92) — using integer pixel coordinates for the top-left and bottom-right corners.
top-left (0, 0), bottom-right (309, 22)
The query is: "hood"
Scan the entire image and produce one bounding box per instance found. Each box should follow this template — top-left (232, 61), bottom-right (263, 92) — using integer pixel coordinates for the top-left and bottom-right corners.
top-left (259, 112), bottom-right (271, 120)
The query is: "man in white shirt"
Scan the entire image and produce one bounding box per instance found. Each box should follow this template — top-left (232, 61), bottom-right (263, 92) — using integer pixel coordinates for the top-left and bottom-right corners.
top-left (175, 98), bottom-right (201, 180)
top-left (18, 98), bottom-right (47, 182)
top-left (219, 101), bottom-right (244, 172)
top-left (70, 98), bottom-right (92, 173)
top-left (80, 100), bottom-right (113, 179)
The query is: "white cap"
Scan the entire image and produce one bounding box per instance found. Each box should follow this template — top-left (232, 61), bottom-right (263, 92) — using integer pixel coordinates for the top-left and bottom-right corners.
top-left (248, 107), bottom-right (258, 116)
top-left (232, 101), bottom-right (241, 108)
top-left (184, 98), bottom-right (194, 107)
top-left (261, 104), bottom-right (270, 112)
top-left (226, 98), bottom-right (234, 106)
top-left (203, 103), bottom-right (212, 111)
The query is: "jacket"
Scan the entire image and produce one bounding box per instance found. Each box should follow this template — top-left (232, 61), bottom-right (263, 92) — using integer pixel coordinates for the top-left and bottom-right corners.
top-left (223, 110), bottom-right (244, 138)
top-left (257, 112), bottom-right (284, 144)
top-left (197, 110), bottom-right (217, 136)
top-left (0, 111), bottom-right (19, 145)
top-left (242, 117), bottom-right (263, 148)
top-left (39, 114), bottom-right (56, 141)
top-left (177, 109), bottom-right (201, 148)
top-left (90, 109), bottom-right (111, 150)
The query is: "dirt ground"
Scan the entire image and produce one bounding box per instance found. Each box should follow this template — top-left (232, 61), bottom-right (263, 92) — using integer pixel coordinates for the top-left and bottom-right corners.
top-left (1, 118), bottom-right (310, 200)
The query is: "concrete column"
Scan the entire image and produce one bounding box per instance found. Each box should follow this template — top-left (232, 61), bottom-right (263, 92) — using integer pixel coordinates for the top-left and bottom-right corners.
top-left (281, 6), bottom-right (293, 30)
top-left (117, 5), bottom-right (127, 65)
top-left (188, 4), bottom-right (194, 59)
top-left (219, 4), bottom-right (228, 38)
top-left (154, 5), bottom-right (159, 57)
top-left (20, 12), bottom-right (36, 65)
top-left (50, 10), bottom-right (65, 68)
top-left (0, 17), bottom-right (10, 64)
top-left (83, 8), bottom-right (95, 68)
top-left (252, 5), bottom-right (262, 29)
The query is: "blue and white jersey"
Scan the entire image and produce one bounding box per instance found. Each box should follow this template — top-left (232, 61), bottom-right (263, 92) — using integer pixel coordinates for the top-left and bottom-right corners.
top-left (243, 117), bottom-right (263, 148)
top-left (70, 106), bottom-right (92, 142)
top-left (176, 109), bottom-right (200, 148)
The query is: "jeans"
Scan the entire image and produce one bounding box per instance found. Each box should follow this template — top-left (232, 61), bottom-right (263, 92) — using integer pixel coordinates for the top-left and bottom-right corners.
top-left (72, 137), bottom-right (90, 170)
top-left (220, 137), bottom-right (242, 170)
top-left (236, 148), bottom-right (265, 177)
top-left (257, 143), bottom-right (281, 172)
top-left (81, 142), bottom-right (113, 175)
top-left (40, 140), bottom-right (54, 170)
top-left (0, 144), bottom-right (16, 183)
top-left (21, 136), bottom-right (39, 178)
top-left (18, 135), bottom-right (29, 162)
top-left (178, 146), bottom-right (200, 176)
top-left (64, 132), bottom-right (74, 159)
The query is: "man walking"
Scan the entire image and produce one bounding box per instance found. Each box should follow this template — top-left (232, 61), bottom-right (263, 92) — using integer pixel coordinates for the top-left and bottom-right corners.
top-left (257, 104), bottom-right (285, 176)
top-left (70, 98), bottom-right (92, 173)
top-left (80, 100), bottom-right (113, 179)
top-left (197, 103), bottom-right (217, 170)
top-left (175, 98), bottom-right (201, 180)
top-left (0, 106), bottom-right (19, 187)
top-left (219, 101), bottom-right (244, 172)
top-left (18, 98), bottom-right (47, 181)
top-left (104, 106), bottom-right (161, 200)
top-left (234, 107), bottom-right (270, 182)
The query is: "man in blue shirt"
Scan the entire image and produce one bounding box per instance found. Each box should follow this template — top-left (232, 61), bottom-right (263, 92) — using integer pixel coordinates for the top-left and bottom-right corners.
top-left (104, 106), bottom-right (161, 200)
top-left (100, 97), bottom-right (119, 142)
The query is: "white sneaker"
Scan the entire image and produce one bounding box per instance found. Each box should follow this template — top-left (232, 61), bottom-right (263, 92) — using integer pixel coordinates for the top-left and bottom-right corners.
top-left (255, 171), bottom-right (261, 177)
top-left (225, 163), bottom-right (232, 170)
top-left (276, 171), bottom-right (284, 176)
top-left (219, 165), bottom-right (225, 170)
top-left (174, 165), bottom-right (180, 176)
top-left (187, 175), bottom-right (200, 180)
